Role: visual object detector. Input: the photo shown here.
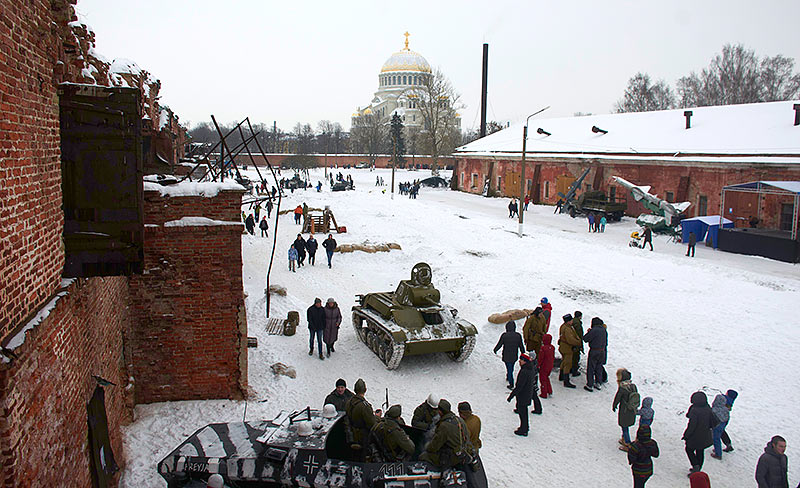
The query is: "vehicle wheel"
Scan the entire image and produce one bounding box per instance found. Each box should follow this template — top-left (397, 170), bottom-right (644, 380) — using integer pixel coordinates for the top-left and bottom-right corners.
top-left (352, 313), bottom-right (366, 342)
top-left (448, 335), bottom-right (476, 362)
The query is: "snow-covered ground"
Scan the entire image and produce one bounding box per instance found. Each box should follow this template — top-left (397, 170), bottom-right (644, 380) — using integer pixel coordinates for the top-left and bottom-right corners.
top-left (121, 167), bottom-right (800, 487)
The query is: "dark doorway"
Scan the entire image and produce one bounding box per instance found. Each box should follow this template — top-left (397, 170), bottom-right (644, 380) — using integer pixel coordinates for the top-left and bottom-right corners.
top-left (87, 386), bottom-right (119, 487)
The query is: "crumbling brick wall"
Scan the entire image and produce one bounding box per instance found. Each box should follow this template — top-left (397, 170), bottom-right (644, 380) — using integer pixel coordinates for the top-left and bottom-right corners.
top-left (0, 277), bottom-right (130, 487)
top-left (129, 188), bottom-right (247, 403)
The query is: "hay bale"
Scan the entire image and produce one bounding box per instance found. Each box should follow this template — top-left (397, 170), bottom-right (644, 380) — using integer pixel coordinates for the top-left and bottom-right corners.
top-left (267, 285), bottom-right (287, 296)
top-left (362, 245), bottom-right (377, 253)
top-left (374, 244), bottom-right (390, 252)
top-left (337, 244), bottom-right (354, 253)
top-left (270, 362), bottom-right (296, 379)
top-left (487, 308), bottom-right (534, 324)
top-left (387, 242), bottom-right (402, 250)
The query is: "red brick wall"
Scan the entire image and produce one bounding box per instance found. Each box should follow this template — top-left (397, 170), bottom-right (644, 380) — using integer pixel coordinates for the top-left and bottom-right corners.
top-left (129, 189), bottom-right (247, 403)
top-left (0, 0), bottom-right (69, 339)
top-left (455, 156), bottom-right (800, 224)
top-left (0, 277), bottom-right (131, 488)
top-left (231, 153), bottom-right (457, 170)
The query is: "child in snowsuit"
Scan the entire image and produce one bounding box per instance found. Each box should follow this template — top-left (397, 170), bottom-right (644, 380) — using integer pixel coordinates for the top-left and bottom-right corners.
top-left (288, 246), bottom-right (298, 272)
top-left (710, 394), bottom-right (729, 459)
top-left (637, 397), bottom-right (654, 428)
top-left (627, 424), bottom-right (659, 488)
top-left (538, 333), bottom-right (555, 399)
top-left (720, 389), bottom-right (738, 452)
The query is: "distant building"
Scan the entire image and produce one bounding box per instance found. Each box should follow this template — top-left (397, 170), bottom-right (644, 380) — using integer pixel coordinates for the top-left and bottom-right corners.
top-left (454, 100), bottom-right (800, 230)
top-left (351, 33), bottom-right (460, 131)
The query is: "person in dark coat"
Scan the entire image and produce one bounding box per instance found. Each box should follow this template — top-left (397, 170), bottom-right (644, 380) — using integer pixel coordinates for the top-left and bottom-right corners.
top-left (323, 297), bottom-right (342, 356)
top-left (628, 424), bottom-right (660, 488)
top-left (266, 198), bottom-right (273, 217)
top-left (613, 368), bottom-right (639, 448)
top-left (259, 216), bottom-right (269, 237)
top-left (642, 227), bottom-right (653, 251)
top-left (507, 353), bottom-right (535, 436)
top-left (245, 214), bottom-right (256, 235)
top-left (345, 379), bottom-right (377, 461)
top-left (682, 391), bottom-right (718, 474)
top-left (323, 234), bottom-right (337, 268)
top-left (538, 333), bottom-right (555, 399)
top-left (687, 231), bottom-right (697, 257)
top-left (570, 311), bottom-right (584, 377)
top-left (293, 234), bottom-right (307, 267)
top-left (493, 321), bottom-right (525, 389)
top-left (755, 435), bottom-right (789, 488)
top-left (306, 234), bottom-right (318, 265)
top-left (306, 298), bottom-right (326, 360)
top-left (324, 378), bottom-right (354, 412)
top-left (583, 317), bottom-right (608, 391)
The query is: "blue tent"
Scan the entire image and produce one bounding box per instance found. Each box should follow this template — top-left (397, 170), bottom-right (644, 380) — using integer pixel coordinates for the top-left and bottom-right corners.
top-left (681, 215), bottom-right (734, 249)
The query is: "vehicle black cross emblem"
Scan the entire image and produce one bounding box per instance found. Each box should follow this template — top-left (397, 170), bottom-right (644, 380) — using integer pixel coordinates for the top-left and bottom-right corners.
top-left (303, 455), bottom-right (319, 475)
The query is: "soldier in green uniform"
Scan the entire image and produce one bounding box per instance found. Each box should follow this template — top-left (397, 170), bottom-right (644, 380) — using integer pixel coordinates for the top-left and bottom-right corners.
top-left (344, 378), bottom-right (378, 461)
top-left (366, 405), bottom-right (415, 462)
top-left (522, 307), bottom-right (546, 355)
top-left (420, 399), bottom-right (474, 469)
top-left (570, 311), bottom-right (585, 377)
top-left (412, 394), bottom-right (440, 431)
top-left (558, 314), bottom-right (581, 388)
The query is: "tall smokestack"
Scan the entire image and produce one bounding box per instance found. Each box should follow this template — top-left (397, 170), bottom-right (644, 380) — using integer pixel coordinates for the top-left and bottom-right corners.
top-left (480, 43), bottom-right (488, 138)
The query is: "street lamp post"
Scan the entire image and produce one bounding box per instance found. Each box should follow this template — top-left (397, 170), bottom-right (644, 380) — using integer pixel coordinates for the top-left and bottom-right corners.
top-left (518, 106), bottom-right (550, 237)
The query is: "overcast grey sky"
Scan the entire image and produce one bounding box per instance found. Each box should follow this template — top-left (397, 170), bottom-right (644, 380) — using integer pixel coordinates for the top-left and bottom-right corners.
top-left (77, 0), bottom-right (800, 132)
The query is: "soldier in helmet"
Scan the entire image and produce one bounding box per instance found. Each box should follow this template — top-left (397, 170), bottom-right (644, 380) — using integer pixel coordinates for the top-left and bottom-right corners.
top-left (412, 394), bottom-right (441, 442)
top-left (366, 405), bottom-right (415, 463)
top-left (344, 378), bottom-right (378, 461)
top-left (420, 399), bottom-right (474, 469)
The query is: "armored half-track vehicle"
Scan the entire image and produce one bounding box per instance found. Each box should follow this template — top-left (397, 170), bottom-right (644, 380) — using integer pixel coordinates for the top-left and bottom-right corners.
top-left (157, 407), bottom-right (488, 488)
top-left (352, 263), bottom-right (477, 370)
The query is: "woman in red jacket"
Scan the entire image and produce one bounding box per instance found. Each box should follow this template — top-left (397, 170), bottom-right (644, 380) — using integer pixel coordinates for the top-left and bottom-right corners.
top-left (538, 334), bottom-right (555, 398)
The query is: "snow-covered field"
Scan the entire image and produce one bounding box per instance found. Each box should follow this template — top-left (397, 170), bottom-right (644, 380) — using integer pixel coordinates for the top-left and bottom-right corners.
top-left (121, 167), bottom-right (800, 487)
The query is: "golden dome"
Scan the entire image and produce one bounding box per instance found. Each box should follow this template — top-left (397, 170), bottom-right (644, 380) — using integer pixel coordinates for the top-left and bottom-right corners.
top-left (380, 33), bottom-right (431, 73)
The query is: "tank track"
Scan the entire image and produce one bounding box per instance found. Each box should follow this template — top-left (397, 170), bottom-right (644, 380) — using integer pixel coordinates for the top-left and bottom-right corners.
top-left (448, 334), bottom-right (476, 362)
top-left (352, 310), bottom-right (406, 370)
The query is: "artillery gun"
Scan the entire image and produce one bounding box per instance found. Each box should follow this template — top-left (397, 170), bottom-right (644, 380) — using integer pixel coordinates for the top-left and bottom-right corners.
top-left (352, 263), bottom-right (477, 370)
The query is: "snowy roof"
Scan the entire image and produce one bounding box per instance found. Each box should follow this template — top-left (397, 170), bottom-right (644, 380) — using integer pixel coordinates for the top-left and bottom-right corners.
top-left (682, 215), bottom-right (733, 225)
top-left (723, 180), bottom-right (800, 194)
top-left (456, 101), bottom-right (800, 161)
top-left (143, 178), bottom-right (245, 197)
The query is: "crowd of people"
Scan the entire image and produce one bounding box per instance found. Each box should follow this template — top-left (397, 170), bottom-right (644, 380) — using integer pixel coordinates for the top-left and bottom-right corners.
top-left (490, 296), bottom-right (791, 487)
top-left (321, 378), bottom-right (482, 474)
top-left (399, 181), bottom-right (420, 198)
top-left (289, 233), bottom-right (337, 271)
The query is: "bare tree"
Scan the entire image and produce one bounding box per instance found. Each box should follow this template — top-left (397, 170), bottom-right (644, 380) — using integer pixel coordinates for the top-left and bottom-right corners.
top-left (614, 72), bottom-right (676, 112)
top-left (410, 68), bottom-right (463, 171)
top-left (292, 123), bottom-right (315, 155)
top-left (760, 54), bottom-right (800, 102)
top-left (677, 44), bottom-right (761, 107)
top-left (350, 113), bottom-right (387, 166)
top-left (460, 120), bottom-right (505, 145)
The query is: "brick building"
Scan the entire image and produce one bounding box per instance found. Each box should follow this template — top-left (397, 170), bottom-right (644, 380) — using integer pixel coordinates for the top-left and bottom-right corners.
top-left (454, 101), bottom-right (800, 229)
top-left (0, 1), bottom-right (244, 486)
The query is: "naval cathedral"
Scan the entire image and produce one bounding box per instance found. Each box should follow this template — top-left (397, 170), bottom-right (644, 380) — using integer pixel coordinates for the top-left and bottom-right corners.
top-left (351, 33), bottom-right (461, 131)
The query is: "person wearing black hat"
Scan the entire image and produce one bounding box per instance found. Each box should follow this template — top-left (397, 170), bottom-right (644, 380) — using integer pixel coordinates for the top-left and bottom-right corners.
top-left (583, 317), bottom-right (609, 392)
top-left (558, 314), bottom-right (580, 388)
top-left (458, 402), bottom-right (482, 452)
top-left (570, 311), bottom-right (584, 377)
top-left (324, 379), bottom-right (353, 412)
top-left (507, 353), bottom-right (536, 436)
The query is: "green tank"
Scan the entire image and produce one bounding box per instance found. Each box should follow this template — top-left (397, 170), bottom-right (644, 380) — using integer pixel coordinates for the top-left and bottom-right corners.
top-left (352, 262), bottom-right (477, 370)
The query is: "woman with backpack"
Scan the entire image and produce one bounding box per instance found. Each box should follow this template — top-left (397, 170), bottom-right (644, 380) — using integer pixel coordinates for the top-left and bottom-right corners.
top-left (613, 368), bottom-right (640, 450)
